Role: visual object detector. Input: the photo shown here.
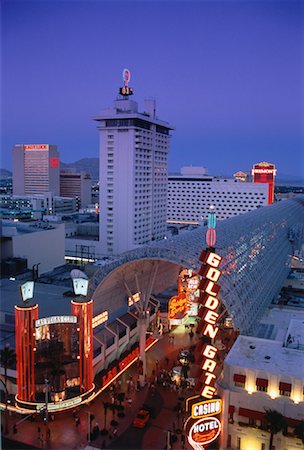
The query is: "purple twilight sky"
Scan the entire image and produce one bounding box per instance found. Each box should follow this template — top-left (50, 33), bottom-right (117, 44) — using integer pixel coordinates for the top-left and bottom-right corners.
top-left (2, 0), bottom-right (304, 178)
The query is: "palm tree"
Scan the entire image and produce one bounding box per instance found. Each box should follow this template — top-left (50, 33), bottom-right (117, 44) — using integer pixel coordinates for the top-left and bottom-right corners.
top-left (294, 421), bottom-right (304, 444)
top-left (0, 346), bottom-right (16, 433)
top-left (264, 409), bottom-right (287, 450)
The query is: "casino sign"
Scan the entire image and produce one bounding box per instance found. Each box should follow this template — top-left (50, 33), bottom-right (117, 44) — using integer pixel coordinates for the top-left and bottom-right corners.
top-left (185, 397), bottom-right (222, 449)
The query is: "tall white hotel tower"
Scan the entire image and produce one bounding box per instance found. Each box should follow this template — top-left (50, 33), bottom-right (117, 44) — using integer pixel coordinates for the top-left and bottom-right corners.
top-left (93, 70), bottom-right (174, 255)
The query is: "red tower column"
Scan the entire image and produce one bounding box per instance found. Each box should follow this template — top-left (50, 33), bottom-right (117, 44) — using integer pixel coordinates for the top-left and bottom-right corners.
top-left (15, 304), bottom-right (38, 402)
top-left (71, 299), bottom-right (93, 392)
top-left (252, 162), bottom-right (276, 205)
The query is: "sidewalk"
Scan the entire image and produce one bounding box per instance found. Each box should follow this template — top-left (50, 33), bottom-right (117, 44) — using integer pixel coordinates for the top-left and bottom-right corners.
top-left (4, 325), bottom-right (199, 450)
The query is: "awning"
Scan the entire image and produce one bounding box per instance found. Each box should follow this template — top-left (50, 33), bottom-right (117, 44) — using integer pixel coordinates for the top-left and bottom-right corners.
top-left (286, 417), bottom-right (301, 428)
top-left (238, 408), bottom-right (265, 420)
top-left (94, 327), bottom-right (115, 348)
top-left (107, 320), bottom-right (127, 339)
top-left (256, 378), bottom-right (268, 387)
top-left (233, 374), bottom-right (246, 383)
top-left (118, 312), bottom-right (137, 330)
top-left (279, 382), bottom-right (291, 392)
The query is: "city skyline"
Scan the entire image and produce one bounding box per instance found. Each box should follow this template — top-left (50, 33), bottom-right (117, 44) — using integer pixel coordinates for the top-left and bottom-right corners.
top-left (2, 0), bottom-right (303, 178)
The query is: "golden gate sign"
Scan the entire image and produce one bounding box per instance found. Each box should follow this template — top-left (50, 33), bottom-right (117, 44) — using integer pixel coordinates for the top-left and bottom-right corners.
top-left (199, 250), bottom-right (222, 399)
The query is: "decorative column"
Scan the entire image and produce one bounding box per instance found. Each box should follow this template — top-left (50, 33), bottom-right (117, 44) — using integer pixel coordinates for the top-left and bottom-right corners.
top-left (15, 304), bottom-right (38, 401)
top-left (71, 299), bottom-right (93, 392)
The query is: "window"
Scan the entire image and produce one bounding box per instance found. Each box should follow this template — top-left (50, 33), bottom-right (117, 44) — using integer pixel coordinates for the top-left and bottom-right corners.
top-left (279, 382), bottom-right (291, 397)
top-left (256, 378), bottom-right (268, 392)
top-left (237, 437), bottom-right (241, 450)
top-left (233, 373), bottom-right (246, 388)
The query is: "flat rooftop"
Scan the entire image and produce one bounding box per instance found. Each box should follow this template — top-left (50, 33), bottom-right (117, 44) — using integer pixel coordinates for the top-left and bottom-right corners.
top-left (225, 334), bottom-right (304, 379)
top-left (0, 279), bottom-right (72, 317)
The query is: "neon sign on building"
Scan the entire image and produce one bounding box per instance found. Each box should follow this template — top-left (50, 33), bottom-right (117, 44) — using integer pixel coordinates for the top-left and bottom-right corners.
top-left (185, 397), bottom-right (222, 450)
top-left (199, 251), bottom-right (222, 399)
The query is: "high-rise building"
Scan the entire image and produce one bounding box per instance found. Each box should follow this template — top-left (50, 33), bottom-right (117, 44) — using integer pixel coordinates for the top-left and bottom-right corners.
top-left (167, 167), bottom-right (268, 225)
top-left (13, 144), bottom-right (60, 196)
top-left (60, 169), bottom-right (92, 210)
top-left (252, 161), bottom-right (276, 205)
top-left (93, 72), bottom-right (174, 255)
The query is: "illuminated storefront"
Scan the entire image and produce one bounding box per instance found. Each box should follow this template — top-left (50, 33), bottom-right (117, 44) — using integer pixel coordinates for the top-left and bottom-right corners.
top-left (15, 298), bottom-right (94, 411)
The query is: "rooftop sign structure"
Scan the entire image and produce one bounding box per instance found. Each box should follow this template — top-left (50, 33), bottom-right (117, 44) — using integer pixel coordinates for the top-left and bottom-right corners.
top-left (20, 281), bottom-right (34, 302)
top-left (119, 68), bottom-right (134, 96)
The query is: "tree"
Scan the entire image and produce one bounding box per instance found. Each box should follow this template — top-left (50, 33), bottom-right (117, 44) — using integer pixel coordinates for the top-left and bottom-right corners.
top-left (264, 409), bottom-right (287, 450)
top-left (0, 346), bottom-right (16, 433)
top-left (294, 421), bottom-right (304, 444)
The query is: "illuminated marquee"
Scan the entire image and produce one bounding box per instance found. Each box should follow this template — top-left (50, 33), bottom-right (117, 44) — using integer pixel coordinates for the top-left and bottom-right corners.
top-left (35, 315), bottom-right (77, 327)
top-left (199, 251), bottom-right (222, 399)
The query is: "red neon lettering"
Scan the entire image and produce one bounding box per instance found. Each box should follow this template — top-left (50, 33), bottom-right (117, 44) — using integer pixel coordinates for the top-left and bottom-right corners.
top-left (203, 324), bottom-right (219, 339)
top-left (204, 372), bottom-right (217, 385)
top-left (206, 252), bottom-right (222, 268)
top-left (204, 295), bottom-right (220, 310)
top-left (206, 267), bottom-right (221, 283)
top-left (203, 344), bottom-right (218, 359)
top-left (205, 281), bottom-right (220, 296)
top-left (204, 310), bottom-right (219, 325)
top-left (202, 359), bottom-right (217, 372)
top-left (201, 385), bottom-right (216, 399)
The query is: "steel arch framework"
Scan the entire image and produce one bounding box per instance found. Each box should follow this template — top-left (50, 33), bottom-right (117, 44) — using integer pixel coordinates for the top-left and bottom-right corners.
top-left (89, 196), bottom-right (304, 334)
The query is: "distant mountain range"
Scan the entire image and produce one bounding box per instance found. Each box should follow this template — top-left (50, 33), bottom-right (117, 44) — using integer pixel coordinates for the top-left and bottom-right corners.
top-left (1, 159), bottom-right (303, 186)
top-left (0, 169), bottom-right (12, 179)
top-left (61, 158), bottom-right (99, 181)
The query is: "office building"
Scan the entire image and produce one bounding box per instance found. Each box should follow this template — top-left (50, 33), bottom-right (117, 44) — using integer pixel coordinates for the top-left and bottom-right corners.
top-left (0, 194), bottom-right (76, 220)
top-left (13, 144), bottom-right (60, 196)
top-left (60, 169), bottom-right (92, 210)
top-left (167, 167), bottom-right (268, 225)
top-left (93, 75), bottom-right (174, 255)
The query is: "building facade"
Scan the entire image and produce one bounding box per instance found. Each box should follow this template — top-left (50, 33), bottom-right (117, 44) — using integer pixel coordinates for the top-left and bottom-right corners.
top-left (60, 170), bottom-right (92, 210)
top-left (93, 95), bottom-right (174, 255)
top-left (167, 168), bottom-right (268, 225)
top-left (13, 144), bottom-right (60, 196)
top-left (1, 220), bottom-right (65, 275)
top-left (0, 194), bottom-right (76, 221)
top-left (218, 316), bottom-right (304, 450)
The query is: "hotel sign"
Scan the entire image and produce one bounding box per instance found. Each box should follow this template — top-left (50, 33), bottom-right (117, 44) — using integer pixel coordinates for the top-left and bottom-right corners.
top-left (185, 397), bottom-right (222, 449)
top-left (188, 417), bottom-right (221, 448)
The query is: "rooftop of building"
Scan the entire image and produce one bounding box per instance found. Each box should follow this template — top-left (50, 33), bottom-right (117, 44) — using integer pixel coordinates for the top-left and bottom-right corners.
top-left (0, 278), bottom-right (73, 317)
top-left (225, 332), bottom-right (304, 379)
top-left (0, 219), bottom-right (59, 236)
